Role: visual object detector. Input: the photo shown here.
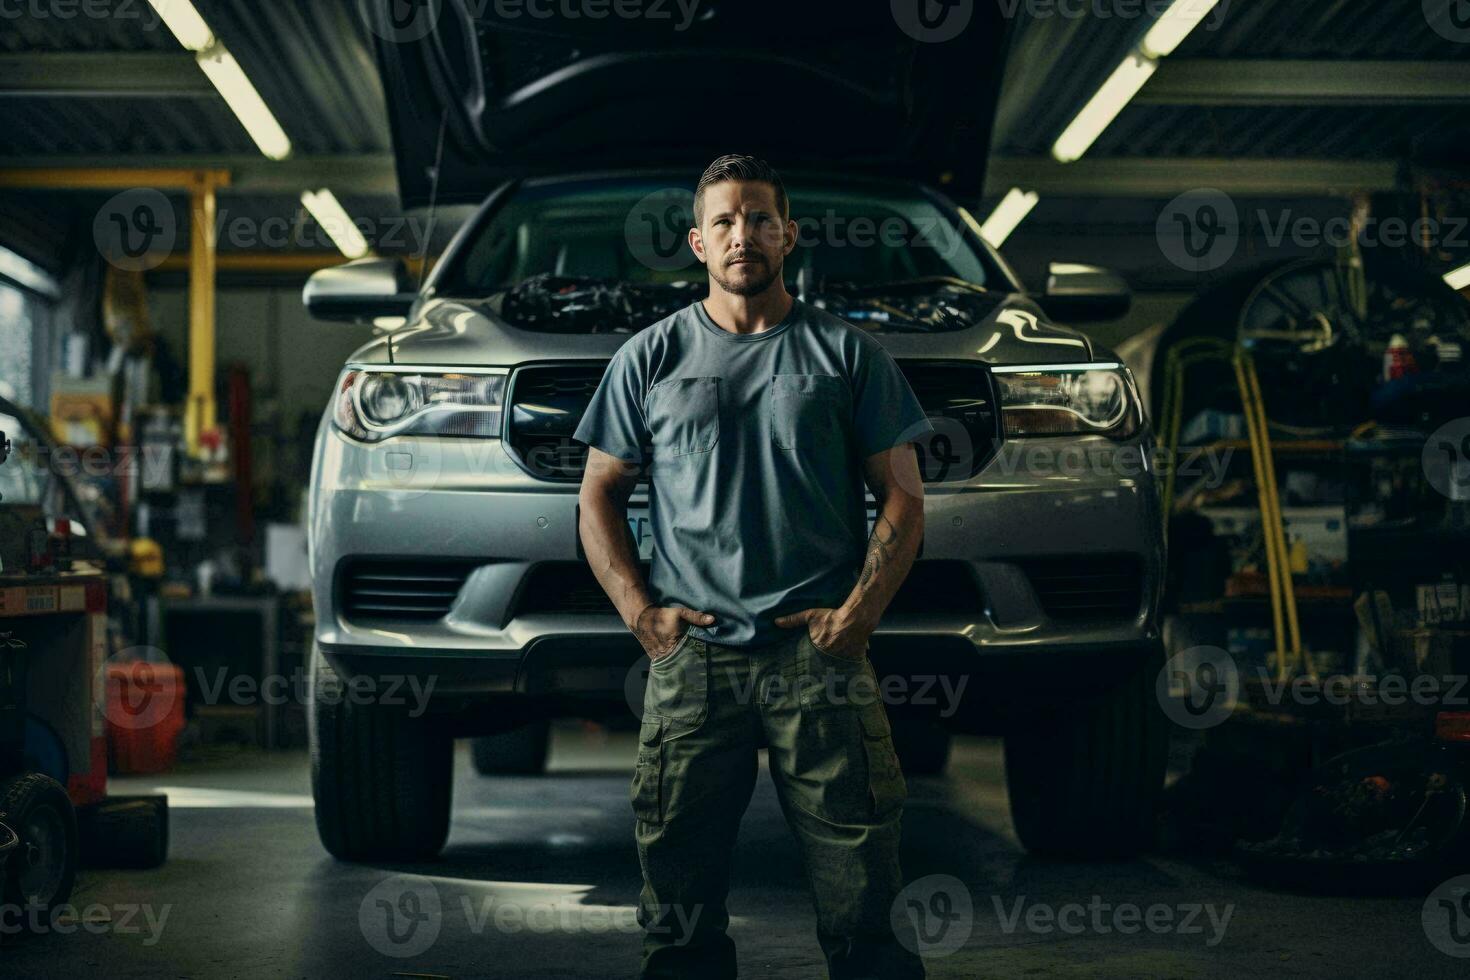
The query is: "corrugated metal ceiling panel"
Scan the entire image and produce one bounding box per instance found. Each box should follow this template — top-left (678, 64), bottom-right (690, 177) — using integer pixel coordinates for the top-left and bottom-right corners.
top-left (997, 0), bottom-right (1470, 159)
top-left (0, 0), bottom-right (389, 156)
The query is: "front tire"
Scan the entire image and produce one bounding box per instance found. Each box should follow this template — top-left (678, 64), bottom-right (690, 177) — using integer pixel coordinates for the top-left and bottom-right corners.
top-left (1003, 644), bottom-right (1167, 857)
top-left (471, 719), bottom-right (551, 776)
top-left (308, 644), bottom-right (453, 861)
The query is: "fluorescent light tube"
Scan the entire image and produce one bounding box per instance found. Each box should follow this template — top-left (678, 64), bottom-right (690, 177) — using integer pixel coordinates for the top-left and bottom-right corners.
top-left (1052, 54), bottom-right (1158, 163)
top-left (146, 0), bottom-right (215, 51)
top-left (1446, 262), bottom-right (1470, 291)
top-left (0, 243), bottom-right (60, 297)
top-left (196, 46), bottom-right (292, 161)
top-left (1141, 0), bottom-right (1225, 58)
top-left (302, 189), bottom-right (371, 259)
top-left (978, 188), bottom-right (1040, 247)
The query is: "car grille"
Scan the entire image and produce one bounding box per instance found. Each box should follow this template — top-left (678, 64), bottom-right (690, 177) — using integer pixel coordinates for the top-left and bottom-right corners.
top-left (506, 364), bottom-right (609, 482)
top-left (515, 562), bottom-right (642, 616)
top-left (895, 360), bottom-right (1004, 481)
top-left (512, 560), bottom-right (981, 618)
top-left (339, 560), bottom-right (478, 621)
top-left (880, 561), bottom-right (985, 614)
top-left (1017, 554), bottom-right (1143, 624)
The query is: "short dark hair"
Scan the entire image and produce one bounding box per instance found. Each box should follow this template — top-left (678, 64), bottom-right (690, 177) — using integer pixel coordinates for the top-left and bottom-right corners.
top-left (693, 154), bottom-right (788, 226)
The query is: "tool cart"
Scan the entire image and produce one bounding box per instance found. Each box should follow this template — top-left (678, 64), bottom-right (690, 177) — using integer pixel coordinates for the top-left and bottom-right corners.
top-left (0, 430), bottom-right (169, 940)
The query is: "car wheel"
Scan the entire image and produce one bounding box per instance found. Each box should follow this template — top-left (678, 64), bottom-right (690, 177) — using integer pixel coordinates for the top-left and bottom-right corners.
top-left (891, 717), bottom-right (952, 776)
top-left (471, 719), bottom-right (551, 776)
top-left (307, 643), bottom-right (452, 861)
top-left (1003, 642), bottom-right (1167, 857)
top-left (0, 771), bottom-right (78, 936)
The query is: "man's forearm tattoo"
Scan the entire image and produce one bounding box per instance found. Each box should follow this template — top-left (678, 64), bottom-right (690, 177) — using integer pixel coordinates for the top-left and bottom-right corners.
top-left (632, 602), bottom-right (657, 643)
top-left (858, 514), bottom-right (900, 591)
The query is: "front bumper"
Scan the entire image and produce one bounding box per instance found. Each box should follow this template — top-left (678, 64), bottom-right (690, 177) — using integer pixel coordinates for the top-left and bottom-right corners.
top-left (310, 424), bottom-right (1166, 706)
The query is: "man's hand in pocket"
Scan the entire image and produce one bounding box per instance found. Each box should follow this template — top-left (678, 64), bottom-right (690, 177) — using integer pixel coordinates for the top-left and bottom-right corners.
top-left (773, 607), bottom-right (874, 660)
top-left (634, 604), bottom-right (716, 660)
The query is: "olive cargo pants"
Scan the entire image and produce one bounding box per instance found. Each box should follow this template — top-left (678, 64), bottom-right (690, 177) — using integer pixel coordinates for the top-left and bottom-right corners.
top-left (630, 630), bottom-right (926, 979)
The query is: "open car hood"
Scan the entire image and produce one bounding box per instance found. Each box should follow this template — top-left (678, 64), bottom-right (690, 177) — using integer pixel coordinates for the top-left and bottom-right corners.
top-left (350, 280), bottom-right (1094, 367)
top-left (368, 0), bottom-right (1012, 208)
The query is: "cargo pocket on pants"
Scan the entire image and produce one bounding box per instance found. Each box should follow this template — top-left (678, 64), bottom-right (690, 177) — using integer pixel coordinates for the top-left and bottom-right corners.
top-left (631, 717), bottom-right (667, 824)
top-left (859, 703), bottom-right (906, 823)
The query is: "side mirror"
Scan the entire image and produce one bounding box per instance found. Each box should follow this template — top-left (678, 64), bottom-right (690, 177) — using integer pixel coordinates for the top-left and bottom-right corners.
top-left (303, 257), bottom-right (417, 324)
top-left (1037, 262), bottom-right (1132, 322)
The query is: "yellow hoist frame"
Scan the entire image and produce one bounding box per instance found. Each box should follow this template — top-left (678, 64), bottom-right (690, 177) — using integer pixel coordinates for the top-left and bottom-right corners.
top-left (0, 168), bottom-right (229, 458)
top-left (1159, 337), bottom-right (1316, 682)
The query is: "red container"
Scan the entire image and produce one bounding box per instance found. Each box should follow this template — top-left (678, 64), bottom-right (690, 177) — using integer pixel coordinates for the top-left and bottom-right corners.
top-left (105, 661), bottom-right (186, 774)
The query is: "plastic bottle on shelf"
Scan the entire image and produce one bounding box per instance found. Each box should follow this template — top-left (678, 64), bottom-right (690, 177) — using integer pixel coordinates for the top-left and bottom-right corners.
top-left (1382, 333), bottom-right (1418, 381)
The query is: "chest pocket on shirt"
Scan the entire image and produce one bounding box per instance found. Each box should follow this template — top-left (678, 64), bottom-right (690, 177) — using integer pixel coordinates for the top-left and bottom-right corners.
top-left (647, 377), bottom-right (720, 457)
top-left (770, 374), bottom-right (846, 451)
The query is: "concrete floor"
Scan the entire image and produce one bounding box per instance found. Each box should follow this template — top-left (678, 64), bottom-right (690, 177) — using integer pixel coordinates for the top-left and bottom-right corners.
top-left (3, 725), bottom-right (1465, 978)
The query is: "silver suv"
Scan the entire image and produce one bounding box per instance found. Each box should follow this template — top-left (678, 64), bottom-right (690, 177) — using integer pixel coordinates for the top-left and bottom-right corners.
top-left (304, 3), bottom-right (1166, 863)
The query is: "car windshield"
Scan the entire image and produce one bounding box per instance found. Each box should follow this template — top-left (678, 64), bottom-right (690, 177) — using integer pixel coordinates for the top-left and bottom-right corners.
top-left (442, 178), bottom-right (995, 295)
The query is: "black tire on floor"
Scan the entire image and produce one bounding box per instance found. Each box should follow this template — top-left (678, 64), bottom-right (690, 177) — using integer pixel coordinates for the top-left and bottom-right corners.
top-left (307, 643), bottom-right (453, 861)
top-left (1003, 643), bottom-right (1168, 858)
top-left (470, 719), bottom-right (551, 776)
top-left (0, 772), bottom-right (78, 935)
top-left (891, 718), bottom-right (952, 775)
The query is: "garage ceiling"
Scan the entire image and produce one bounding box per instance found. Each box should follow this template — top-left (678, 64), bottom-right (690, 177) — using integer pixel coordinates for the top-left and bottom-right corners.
top-left (0, 0), bottom-right (389, 156)
top-left (993, 0), bottom-right (1470, 289)
top-left (0, 0), bottom-right (1467, 287)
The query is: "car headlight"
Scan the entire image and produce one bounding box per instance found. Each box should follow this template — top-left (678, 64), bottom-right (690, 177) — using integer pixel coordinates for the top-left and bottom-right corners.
top-left (332, 367), bottom-right (507, 441)
top-left (994, 363), bottom-right (1142, 439)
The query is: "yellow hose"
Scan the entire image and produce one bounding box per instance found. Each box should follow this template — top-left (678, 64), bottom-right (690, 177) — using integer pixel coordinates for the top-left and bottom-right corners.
top-left (1243, 354), bottom-right (1312, 678)
top-left (1233, 353), bottom-right (1289, 680)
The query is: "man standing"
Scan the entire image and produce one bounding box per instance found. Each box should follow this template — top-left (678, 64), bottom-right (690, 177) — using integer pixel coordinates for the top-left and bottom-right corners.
top-left (575, 155), bottom-right (933, 979)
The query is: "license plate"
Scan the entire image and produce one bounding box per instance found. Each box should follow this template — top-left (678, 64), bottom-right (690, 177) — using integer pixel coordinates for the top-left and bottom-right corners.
top-left (626, 511), bottom-right (655, 561)
top-left (574, 505), bottom-right (655, 561)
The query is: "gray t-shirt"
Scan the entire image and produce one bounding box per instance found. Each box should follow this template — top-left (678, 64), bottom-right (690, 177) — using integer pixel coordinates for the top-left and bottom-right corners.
top-left (573, 298), bottom-right (935, 647)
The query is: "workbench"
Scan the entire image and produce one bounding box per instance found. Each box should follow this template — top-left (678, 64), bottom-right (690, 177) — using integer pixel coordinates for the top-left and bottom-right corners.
top-left (0, 569), bottom-right (109, 806)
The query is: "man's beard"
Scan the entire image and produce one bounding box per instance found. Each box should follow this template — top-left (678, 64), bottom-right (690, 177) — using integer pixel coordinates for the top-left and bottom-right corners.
top-left (709, 254), bottom-right (782, 297)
